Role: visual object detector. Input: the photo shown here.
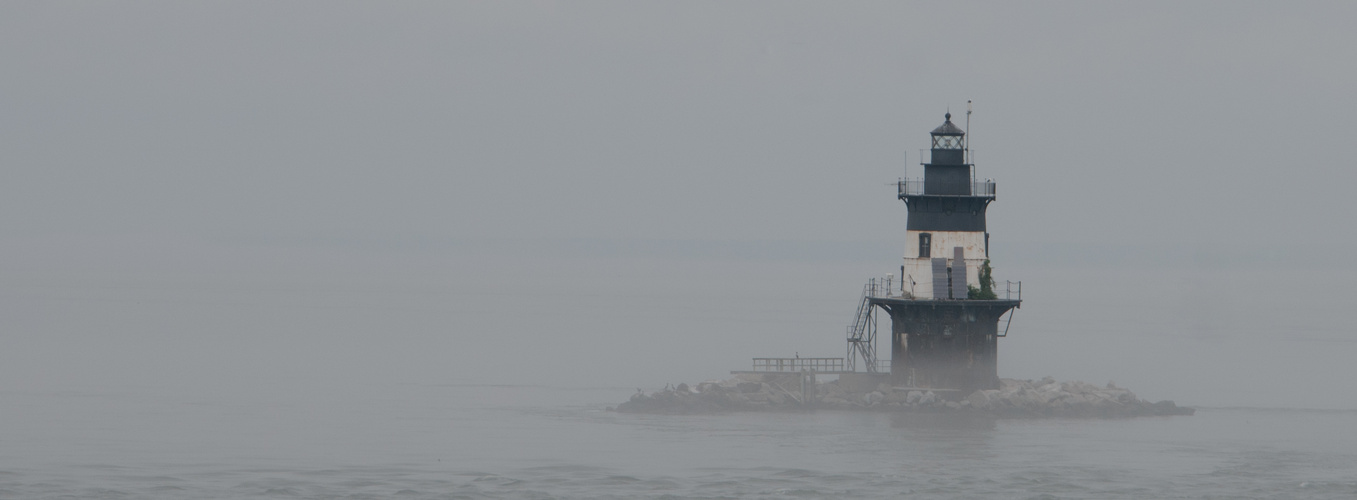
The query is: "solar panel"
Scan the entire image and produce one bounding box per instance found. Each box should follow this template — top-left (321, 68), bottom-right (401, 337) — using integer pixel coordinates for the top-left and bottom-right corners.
top-left (931, 257), bottom-right (948, 299)
top-left (951, 247), bottom-right (968, 300)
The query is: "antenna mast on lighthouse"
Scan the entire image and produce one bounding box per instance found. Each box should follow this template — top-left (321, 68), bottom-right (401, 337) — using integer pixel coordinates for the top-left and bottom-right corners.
top-left (966, 100), bottom-right (973, 173)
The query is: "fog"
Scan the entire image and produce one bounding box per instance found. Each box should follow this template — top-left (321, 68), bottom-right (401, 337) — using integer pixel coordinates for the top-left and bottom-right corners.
top-left (3, 1), bottom-right (1356, 410)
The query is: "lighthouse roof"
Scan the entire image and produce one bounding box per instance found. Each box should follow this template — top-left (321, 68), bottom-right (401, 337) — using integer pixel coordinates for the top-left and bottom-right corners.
top-left (931, 113), bottom-right (964, 136)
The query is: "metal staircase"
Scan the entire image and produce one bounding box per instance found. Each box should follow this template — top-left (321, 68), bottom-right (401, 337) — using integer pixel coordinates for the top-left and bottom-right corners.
top-left (845, 279), bottom-right (882, 373)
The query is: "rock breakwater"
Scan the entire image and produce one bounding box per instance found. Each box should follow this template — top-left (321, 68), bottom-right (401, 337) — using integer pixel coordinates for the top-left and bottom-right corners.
top-left (615, 374), bottom-right (1193, 418)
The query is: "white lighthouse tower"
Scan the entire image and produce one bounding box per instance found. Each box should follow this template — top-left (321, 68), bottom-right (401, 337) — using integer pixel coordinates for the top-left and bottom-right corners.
top-left (898, 112), bottom-right (995, 299)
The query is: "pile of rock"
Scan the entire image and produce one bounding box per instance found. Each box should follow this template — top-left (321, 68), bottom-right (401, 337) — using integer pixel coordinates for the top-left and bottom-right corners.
top-left (614, 375), bottom-right (1193, 418)
top-left (959, 377), bottom-right (1193, 417)
top-left (612, 379), bottom-right (805, 415)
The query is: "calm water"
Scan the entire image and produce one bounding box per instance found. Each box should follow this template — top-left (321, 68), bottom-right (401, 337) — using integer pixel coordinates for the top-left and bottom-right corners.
top-left (3, 383), bottom-right (1356, 499)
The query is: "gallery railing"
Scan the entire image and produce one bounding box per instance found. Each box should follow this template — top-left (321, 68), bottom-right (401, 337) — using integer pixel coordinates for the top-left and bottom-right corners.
top-left (898, 179), bottom-right (996, 197)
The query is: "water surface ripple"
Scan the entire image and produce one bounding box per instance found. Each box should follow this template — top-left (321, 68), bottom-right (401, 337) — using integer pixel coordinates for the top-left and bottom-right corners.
top-left (3, 386), bottom-right (1355, 499)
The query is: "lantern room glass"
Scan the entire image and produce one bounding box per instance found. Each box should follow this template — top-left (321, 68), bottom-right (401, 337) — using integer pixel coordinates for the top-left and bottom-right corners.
top-left (933, 135), bottom-right (963, 150)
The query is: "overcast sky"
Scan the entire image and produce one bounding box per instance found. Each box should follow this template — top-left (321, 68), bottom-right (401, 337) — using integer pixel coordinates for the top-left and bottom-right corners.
top-left (2, 2), bottom-right (1354, 408)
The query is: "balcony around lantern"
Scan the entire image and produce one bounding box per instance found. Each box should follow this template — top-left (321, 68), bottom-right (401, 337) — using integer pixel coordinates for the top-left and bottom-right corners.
top-left (897, 179), bottom-right (996, 199)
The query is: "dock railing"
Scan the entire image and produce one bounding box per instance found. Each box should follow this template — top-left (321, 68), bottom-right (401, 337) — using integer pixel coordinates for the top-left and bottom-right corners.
top-left (869, 359), bottom-right (891, 373)
top-left (751, 358), bottom-right (844, 372)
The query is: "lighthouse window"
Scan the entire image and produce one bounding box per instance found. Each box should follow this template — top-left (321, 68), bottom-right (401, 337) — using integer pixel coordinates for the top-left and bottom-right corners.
top-left (919, 233), bottom-right (931, 258)
top-left (932, 135), bottom-right (963, 149)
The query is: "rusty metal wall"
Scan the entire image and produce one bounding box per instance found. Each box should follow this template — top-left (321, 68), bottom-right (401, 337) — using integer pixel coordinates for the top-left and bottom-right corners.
top-left (878, 300), bottom-right (1018, 392)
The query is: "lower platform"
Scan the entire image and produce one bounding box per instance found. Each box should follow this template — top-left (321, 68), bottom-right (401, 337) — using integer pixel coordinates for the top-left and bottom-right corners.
top-left (868, 298), bottom-right (1021, 392)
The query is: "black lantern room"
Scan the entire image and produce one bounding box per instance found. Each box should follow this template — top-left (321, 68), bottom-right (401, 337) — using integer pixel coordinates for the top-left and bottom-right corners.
top-left (923, 113), bottom-right (971, 195)
top-left (929, 112), bottom-right (966, 165)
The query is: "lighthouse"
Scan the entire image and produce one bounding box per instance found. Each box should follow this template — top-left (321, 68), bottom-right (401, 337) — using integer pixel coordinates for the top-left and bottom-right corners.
top-left (859, 112), bottom-right (1022, 392)
top-left (899, 112), bottom-right (993, 298)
